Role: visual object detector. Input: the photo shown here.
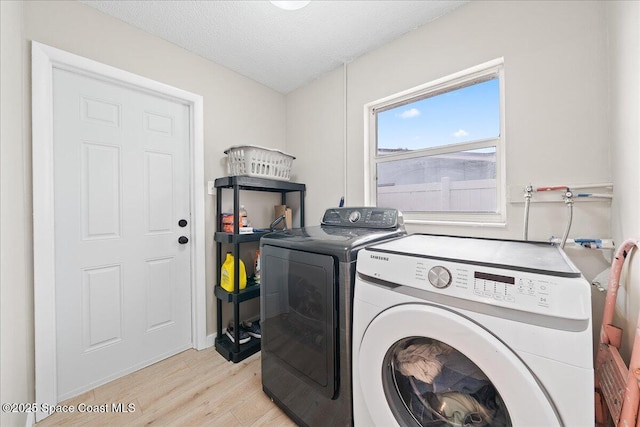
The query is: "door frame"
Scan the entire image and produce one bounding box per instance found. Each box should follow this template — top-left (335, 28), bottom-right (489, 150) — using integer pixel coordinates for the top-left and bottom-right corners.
top-left (32, 41), bottom-right (206, 419)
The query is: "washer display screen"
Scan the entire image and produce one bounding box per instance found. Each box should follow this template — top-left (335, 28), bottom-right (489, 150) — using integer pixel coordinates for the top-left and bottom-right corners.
top-left (474, 271), bottom-right (515, 285)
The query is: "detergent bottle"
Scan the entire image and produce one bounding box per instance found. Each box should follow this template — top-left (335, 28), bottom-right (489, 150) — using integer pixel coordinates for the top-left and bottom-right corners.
top-left (220, 252), bottom-right (247, 292)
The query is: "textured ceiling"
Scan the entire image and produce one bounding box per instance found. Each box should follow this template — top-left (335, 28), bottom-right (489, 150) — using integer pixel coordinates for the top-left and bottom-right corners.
top-left (82, 1), bottom-right (467, 94)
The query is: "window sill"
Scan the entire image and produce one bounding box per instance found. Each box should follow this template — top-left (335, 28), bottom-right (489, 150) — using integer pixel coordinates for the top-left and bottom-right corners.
top-left (400, 210), bottom-right (506, 227)
top-left (403, 218), bottom-right (507, 228)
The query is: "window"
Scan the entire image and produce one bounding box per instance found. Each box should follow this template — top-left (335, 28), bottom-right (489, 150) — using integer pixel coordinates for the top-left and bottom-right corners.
top-left (365, 59), bottom-right (505, 225)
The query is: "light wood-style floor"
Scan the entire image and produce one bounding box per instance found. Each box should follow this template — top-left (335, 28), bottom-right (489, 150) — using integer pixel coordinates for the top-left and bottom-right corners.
top-left (36, 348), bottom-right (297, 426)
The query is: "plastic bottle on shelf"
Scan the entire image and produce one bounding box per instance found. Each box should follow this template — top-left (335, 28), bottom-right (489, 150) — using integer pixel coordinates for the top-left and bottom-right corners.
top-left (239, 205), bottom-right (248, 227)
top-left (220, 252), bottom-right (247, 292)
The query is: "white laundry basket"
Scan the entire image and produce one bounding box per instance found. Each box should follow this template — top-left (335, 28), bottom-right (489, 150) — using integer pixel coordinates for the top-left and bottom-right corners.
top-left (225, 145), bottom-right (295, 181)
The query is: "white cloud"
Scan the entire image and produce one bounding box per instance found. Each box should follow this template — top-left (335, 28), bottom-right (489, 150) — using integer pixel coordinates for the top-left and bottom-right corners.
top-left (398, 108), bottom-right (420, 119)
top-left (453, 129), bottom-right (469, 137)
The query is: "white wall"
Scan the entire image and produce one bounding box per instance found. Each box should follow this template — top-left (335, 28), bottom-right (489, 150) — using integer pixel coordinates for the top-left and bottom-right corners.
top-left (286, 67), bottom-right (345, 224)
top-left (287, 1), bottom-right (612, 282)
top-left (1, 2), bottom-right (32, 426)
top-left (607, 0), bottom-right (640, 360)
top-left (1, 2), bottom-right (285, 422)
top-left (286, 0), bottom-right (640, 362)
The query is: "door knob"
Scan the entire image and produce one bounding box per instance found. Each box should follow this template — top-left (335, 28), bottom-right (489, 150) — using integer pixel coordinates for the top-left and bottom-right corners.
top-left (178, 219), bottom-right (188, 227)
top-left (178, 236), bottom-right (189, 244)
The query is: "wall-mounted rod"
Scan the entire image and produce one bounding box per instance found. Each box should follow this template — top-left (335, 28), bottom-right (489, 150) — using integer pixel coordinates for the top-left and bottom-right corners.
top-left (535, 182), bottom-right (613, 191)
top-left (575, 193), bottom-right (613, 199)
top-left (536, 185), bottom-right (569, 192)
top-left (550, 237), bottom-right (615, 249)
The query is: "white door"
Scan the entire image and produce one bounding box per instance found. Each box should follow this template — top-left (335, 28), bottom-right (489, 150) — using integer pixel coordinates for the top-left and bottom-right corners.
top-left (53, 68), bottom-right (192, 399)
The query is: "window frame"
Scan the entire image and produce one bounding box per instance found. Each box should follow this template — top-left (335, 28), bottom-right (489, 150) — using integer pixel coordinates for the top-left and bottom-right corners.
top-left (364, 58), bottom-right (506, 226)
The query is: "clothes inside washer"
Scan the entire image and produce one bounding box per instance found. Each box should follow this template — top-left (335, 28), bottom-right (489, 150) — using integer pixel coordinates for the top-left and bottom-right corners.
top-left (387, 338), bottom-right (512, 427)
top-left (396, 342), bottom-right (490, 394)
top-left (416, 385), bottom-right (493, 426)
top-left (395, 340), bottom-right (453, 383)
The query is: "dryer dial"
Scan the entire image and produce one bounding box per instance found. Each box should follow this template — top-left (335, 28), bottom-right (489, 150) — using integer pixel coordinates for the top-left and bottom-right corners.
top-left (428, 266), bottom-right (452, 289)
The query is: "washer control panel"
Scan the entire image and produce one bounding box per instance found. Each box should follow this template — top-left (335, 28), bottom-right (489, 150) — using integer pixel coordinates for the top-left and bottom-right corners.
top-left (321, 207), bottom-right (400, 229)
top-left (423, 263), bottom-right (554, 310)
top-left (360, 252), bottom-right (589, 320)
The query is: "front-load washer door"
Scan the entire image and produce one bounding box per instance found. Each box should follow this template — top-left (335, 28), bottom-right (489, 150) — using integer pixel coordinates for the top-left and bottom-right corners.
top-left (358, 303), bottom-right (560, 427)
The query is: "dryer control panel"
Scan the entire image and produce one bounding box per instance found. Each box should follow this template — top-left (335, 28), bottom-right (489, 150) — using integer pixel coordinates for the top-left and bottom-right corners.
top-left (321, 207), bottom-right (401, 229)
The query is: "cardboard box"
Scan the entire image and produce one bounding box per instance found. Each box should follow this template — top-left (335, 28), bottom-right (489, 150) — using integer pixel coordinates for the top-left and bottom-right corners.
top-left (274, 205), bottom-right (292, 230)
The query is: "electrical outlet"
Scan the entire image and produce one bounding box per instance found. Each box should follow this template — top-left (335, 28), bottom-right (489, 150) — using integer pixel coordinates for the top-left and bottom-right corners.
top-left (207, 181), bottom-right (215, 196)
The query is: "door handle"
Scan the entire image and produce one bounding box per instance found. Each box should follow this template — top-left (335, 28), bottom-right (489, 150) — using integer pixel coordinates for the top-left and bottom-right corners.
top-left (178, 219), bottom-right (188, 227)
top-left (178, 236), bottom-right (189, 244)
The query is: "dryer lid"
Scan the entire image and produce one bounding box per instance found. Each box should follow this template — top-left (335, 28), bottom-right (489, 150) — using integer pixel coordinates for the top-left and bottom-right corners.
top-left (261, 226), bottom-right (406, 262)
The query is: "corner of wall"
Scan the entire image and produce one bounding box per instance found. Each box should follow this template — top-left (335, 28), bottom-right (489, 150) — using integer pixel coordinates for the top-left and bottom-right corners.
top-left (1, 1), bottom-right (34, 427)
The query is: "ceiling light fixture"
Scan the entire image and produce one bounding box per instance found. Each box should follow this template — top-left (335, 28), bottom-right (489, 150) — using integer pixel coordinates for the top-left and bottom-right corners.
top-left (270, 1), bottom-right (311, 11)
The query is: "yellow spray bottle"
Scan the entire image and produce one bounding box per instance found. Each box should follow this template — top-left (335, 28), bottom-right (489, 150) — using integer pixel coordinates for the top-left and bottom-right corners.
top-left (220, 252), bottom-right (247, 292)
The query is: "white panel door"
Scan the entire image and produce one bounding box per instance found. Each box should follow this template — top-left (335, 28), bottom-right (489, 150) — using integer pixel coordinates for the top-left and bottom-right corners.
top-left (53, 68), bottom-right (192, 399)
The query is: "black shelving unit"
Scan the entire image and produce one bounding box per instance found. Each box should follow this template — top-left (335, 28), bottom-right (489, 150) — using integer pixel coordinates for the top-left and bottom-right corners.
top-left (214, 175), bottom-right (306, 362)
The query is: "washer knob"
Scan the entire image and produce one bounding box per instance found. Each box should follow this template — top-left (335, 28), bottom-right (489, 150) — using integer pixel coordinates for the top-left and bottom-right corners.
top-left (428, 266), bottom-right (452, 289)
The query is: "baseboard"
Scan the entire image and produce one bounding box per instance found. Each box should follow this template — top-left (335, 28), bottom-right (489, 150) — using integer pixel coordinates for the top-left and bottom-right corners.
top-left (203, 333), bottom-right (216, 349)
top-left (25, 411), bottom-right (35, 427)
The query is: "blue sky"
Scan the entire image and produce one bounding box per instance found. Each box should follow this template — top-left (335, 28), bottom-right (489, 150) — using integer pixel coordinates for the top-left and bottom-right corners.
top-left (377, 78), bottom-right (500, 152)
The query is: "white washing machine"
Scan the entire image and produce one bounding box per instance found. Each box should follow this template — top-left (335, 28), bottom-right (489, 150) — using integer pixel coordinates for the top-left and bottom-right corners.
top-left (352, 234), bottom-right (593, 427)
